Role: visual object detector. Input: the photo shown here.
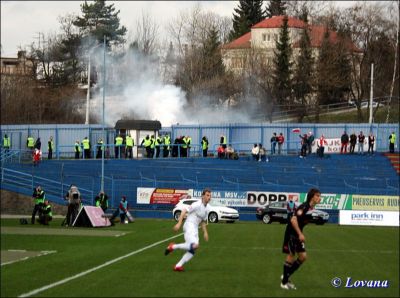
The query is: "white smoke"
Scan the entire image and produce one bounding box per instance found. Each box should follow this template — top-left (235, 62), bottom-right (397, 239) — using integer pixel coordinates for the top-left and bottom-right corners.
top-left (89, 47), bottom-right (256, 127)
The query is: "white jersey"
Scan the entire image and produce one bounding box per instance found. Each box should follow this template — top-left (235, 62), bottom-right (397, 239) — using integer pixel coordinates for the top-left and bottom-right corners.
top-left (184, 200), bottom-right (210, 227)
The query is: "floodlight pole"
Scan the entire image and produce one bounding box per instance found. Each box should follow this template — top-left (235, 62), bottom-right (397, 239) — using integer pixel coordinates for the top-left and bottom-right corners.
top-left (85, 56), bottom-right (91, 125)
top-left (101, 36), bottom-right (106, 192)
top-left (369, 63), bottom-right (374, 124)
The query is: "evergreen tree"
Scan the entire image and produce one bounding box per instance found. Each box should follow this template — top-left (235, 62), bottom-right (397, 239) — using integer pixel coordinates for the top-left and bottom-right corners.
top-left (229, 0), bottom-right (266, 41)
top-left (73, 0), bottom-right (127, 48)
top-left (203, 26), bottom-right (225, 78)
top-left (265, 0), bottom-right (287, 18)
top-left (272, 15), bottom-right (292, 106)
top-left (292, 23), bottom-right (314, 122)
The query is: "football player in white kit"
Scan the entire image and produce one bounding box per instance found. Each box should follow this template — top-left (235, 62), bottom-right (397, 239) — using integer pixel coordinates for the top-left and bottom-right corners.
top-left (164, 188), bottom-right (212, 271)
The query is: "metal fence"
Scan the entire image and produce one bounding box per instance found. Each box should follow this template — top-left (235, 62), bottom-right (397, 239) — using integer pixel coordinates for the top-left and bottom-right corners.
top-left (1, 123), bottom-right (399, 158)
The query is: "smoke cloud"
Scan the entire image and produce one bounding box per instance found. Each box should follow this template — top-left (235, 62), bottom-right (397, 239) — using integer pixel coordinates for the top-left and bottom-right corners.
top-left (89, 47), bottom-right (256, 127)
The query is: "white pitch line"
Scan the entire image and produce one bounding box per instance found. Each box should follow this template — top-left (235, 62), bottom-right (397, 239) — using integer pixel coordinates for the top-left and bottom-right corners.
top-left (18, 233), bottom-right (183, 297)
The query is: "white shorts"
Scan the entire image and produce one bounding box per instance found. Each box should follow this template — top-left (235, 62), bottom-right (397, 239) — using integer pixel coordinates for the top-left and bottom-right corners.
top-left (183, 222), bottom-right (199, 245)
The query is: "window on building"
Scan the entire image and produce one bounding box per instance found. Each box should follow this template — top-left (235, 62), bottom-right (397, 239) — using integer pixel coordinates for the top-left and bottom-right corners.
top-left (267, 34), bottom-right (270, 42)
top-left (262, 34), bottom-right (266, 42)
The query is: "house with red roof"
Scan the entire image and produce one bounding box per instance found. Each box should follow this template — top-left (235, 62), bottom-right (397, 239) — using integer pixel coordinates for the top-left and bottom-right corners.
top-left (221, 15), bottom-right (361, 74)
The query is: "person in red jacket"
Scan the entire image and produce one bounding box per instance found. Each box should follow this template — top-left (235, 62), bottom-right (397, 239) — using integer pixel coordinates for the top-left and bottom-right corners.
top-left (277, 133), bottom-right (285, 155)
top-left (33, 148), bottom-right (41, 166)
top-left (317, 135), bottom-right (328, 158)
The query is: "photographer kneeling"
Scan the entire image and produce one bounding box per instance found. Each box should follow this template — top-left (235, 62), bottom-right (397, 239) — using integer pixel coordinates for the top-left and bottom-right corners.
top-left (38, 200), bottom-right (52, 225)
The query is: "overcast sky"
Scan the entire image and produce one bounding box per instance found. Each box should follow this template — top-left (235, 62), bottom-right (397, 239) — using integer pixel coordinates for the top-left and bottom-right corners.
top-left (1, 1), bottom-right (359, 57)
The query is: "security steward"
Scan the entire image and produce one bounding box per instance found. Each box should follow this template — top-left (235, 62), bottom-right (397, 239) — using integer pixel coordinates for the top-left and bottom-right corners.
top-left (141, 135), bottom-right (152, 158)
top-left (82, 137), bottom-right (91, 159)
top-left (27, 135), bottom-right (35, 151)
top-left (38, 199), bottom-right (52, 225)
top-left (125, 134), bottom-right (134, 159)
top-left (150, 135), bottom-right (156, 158)
top-left (163, 134), bottom-right (171, 157)
top-left (31, 186), bottom-right (45, 224)
top-left (96, 138), bottom-right (104, 159)
top-left (3, 134), bottom-right (10, 154)
top-left (74, 140), bottom-right (81, 159)
top-left (115, 134), bottom-right (123, 158)
top-left (155, 135), bottom-right (162, 158)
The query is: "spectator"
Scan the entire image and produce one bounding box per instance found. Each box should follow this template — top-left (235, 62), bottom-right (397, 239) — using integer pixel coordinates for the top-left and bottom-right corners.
top-left (358, 131), bottom-right (365, 155)
top-left (3, 134), bottom-right (10, 154)
top-left (258, 143), bottom-right (268, 162)
top-left (33, 148), bottom-right (41, 166)
top-left (270, 133), bottom-right (277, 155)
top-left (307, 132), bottom-right (314, 155)
top-left (349, 132), bottom-right (357, 154)
top-left (95, 191), bottom-right (109, 212)
top-left (74, 140), bottom-right (81, 159)
top-left (340, 131), bottom-right (349, 154)
top-left (82, 136), bottom-right (91, 159)
top-left (217, 145), bottom-right (225, 159)
top-left (251, 144), bottom-right (259, 161)
top-left (34, 137), bottom-right (41, 151)
top-left (287, 197), bottom-right (296, 221)
top-left (64, 185), bottom-right (81, 226)
top-left (368, 132), bottom-right (375, 155)
top-left (38, 199), bottom-right (52, 225)
top-left (31, 186), bottom-right (45, 224)
top-left (277, 133), bottom-right (284, 155)
top-left (317, 134), bottom-right (328, 158)
top-left (201, 136), bottom-right (209, 158)
top-left (119, 196), bottom-right (129, 224)
top-left (48, 136), bottom-right (54, 160)
top-left (299, 134), bottom-right (308, 158)
top-left (226, 144), bottom-right (235, 159)
top-left (389, 131), bottom-right (396, 153)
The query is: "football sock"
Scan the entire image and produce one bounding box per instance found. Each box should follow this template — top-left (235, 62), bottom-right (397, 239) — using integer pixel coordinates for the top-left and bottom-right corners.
top-left (173, 243), bottom-right (191, 251)
top-left (176, 252), bottom-right (194, 267)
top-left (288, 259), bottom-right (303, 276)
top-left (282, 261), bottom-right (292, 284)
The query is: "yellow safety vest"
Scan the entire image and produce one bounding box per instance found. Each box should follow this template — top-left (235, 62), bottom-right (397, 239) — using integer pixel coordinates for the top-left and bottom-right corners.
top-left (3, 137), bottom-right (10, 148)
top-left (115, 136), bottom-right (123, 146)
top-left (27, 137), bottom-right (34, 148)
top-left (126, 136), bottom-right (134, 147)
top-left (82, 139), bottom-right (90, 149)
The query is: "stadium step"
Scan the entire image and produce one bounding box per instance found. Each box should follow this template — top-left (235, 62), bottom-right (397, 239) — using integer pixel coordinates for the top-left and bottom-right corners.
top-left (384, 153), bottom-right (400, 174)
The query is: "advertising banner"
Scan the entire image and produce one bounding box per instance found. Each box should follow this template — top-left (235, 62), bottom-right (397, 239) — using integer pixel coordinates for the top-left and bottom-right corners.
top-left (299, 193), bottom-right (352, 210)
top-left (311, 138), bottom-right (374, 154)
top-left (339, 210), bottom-right (399, 226)
top-left (246, 191), bottom-right (300, 208)
top-left (190, 189), bottom-right (247, 206)
top-left (352, 195), bottom-right (400, 211)
top-left (137, 188), bottom-right (190, 204)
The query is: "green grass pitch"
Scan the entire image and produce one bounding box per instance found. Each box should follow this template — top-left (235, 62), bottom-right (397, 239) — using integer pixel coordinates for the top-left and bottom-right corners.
top-left (1, 218), bottom-right (399, 297)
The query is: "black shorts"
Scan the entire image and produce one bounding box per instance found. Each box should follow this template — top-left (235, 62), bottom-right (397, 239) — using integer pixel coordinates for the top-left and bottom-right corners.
top-left (282, 233), bottom-right (306, 254)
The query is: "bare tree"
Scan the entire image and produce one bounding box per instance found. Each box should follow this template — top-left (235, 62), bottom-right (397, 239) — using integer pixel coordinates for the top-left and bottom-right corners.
top-left (133, 10), bottom-right (160, 56)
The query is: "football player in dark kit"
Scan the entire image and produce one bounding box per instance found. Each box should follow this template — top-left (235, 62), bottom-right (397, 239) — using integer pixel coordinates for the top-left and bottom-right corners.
top-left (280, 188), bottom-right (322, 290)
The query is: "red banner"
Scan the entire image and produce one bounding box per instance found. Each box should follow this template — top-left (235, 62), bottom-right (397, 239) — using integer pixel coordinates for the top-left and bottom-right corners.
top-left (137, 188), bottom-right (190, 204)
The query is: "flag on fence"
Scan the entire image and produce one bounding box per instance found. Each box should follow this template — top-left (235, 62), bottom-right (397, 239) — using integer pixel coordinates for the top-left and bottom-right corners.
top-left (292, 128), bottom-right (301, 133)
